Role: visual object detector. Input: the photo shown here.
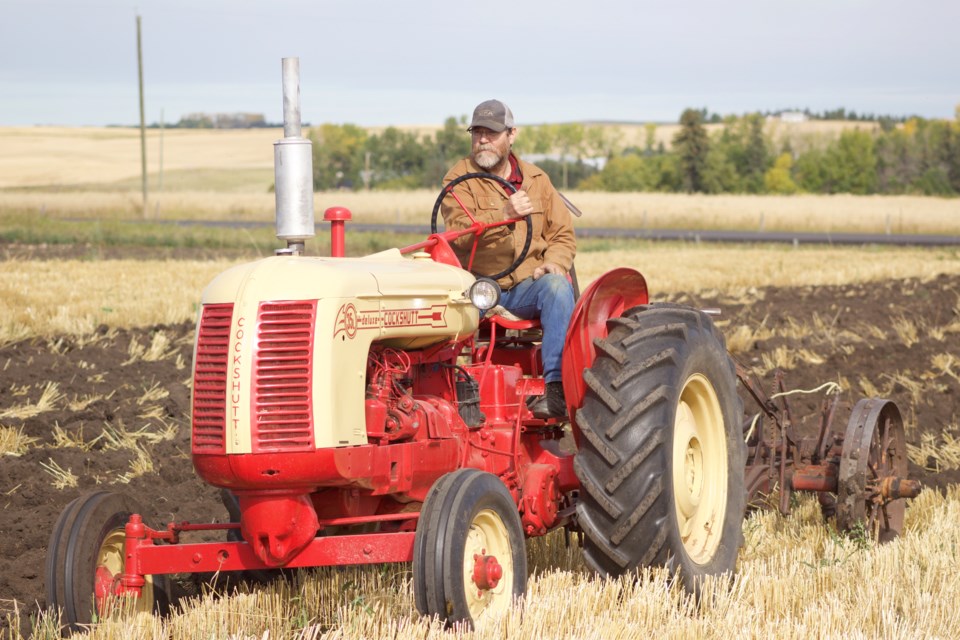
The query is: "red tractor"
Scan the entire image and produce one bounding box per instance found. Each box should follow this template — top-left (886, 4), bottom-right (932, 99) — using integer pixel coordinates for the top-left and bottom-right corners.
top-left (44, 59), bottom-right (916, 633)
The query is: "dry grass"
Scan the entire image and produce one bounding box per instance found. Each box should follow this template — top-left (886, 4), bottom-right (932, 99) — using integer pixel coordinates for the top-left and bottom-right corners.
top-left (12, 487), bottom-right (960, 639)
top-left (908, 430), bottom-right (960, 471)
top-left (0, 381), bottom-right (63, 419)
top-left (574, 244), bottom-right (960, 298)
top-left (0, 424), bottom-right (37, 456)
top-left (0, 259), bottom-right (233, 340)
top-left (3, 189), bottom-right (957, 237)
top-left (51, 422), bottom-right (100, 451)
top-left (0, 127), bottom-right (278, 189)
top-left (38, 457), bottom-right (78, 489)
top-left (2, 246), bottom-right (959, 342)
top-left (891, 316), bottom-right (920, 348)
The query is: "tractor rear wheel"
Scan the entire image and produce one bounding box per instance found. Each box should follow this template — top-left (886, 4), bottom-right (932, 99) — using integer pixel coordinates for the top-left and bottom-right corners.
top-left (413, 469), bottom-right (526, 628)
top-left (45, 491), bottom-right (169, 633)
top-left (574, 304), bottom-right (745, 593)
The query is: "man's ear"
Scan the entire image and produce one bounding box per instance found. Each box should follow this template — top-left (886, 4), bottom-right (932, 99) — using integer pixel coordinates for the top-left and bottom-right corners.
top-left (507, 127), bottom-right (519, 146)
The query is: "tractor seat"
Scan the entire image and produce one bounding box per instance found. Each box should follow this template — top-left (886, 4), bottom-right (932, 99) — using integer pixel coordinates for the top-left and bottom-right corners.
top-left (483, 306), bottom-right (541, 331)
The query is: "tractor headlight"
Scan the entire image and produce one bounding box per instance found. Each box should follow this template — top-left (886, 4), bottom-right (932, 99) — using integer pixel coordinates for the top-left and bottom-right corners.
top-left (467, 278), bottom-right (501, 312)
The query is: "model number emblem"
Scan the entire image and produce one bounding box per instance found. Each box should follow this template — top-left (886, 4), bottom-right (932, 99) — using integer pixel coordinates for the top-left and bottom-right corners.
top-left (333, 303), bottom-right (447, 339)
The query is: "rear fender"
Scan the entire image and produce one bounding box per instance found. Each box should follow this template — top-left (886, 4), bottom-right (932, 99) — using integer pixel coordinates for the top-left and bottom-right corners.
top-left (561, 268), bottom-right (649, 443)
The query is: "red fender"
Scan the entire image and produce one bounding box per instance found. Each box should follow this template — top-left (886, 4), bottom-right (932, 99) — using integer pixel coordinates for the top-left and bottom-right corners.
top-left (561, 268), bottom-right (649, 444)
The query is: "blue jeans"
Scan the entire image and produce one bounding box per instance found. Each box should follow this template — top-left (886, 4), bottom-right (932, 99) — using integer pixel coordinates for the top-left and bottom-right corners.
top-left (499, 274), bottom-right (575, 383)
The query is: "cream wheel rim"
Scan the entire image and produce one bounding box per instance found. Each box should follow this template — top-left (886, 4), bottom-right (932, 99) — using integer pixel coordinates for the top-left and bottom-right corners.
top-left (462, 508), bottom-right (513, 621)
top-left (672, 373), bottom-right (728, 564)
top-left (95, 529), bottom-right (155, 616)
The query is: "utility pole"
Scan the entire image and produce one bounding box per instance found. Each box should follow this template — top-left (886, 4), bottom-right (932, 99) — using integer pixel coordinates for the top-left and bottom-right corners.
top-left (156, 108), bottom-right (164, 217)
top-left (137, 15), bottom-right (148, 218)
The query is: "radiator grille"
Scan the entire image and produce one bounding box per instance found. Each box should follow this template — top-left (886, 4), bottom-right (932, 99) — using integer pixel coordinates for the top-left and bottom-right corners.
top-left (191, 303), bottom-right (233, 453)
top-left (252, 301), bottom-right (316, 452)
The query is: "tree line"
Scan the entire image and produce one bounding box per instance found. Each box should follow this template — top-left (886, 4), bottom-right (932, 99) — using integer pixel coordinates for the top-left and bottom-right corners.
top-left (309, 107), bottom-right (960, 197)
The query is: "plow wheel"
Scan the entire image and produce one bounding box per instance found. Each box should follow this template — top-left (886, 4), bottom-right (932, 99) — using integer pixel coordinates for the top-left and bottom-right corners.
top-left (45, 491), bottom-right (168, 633)
top-left (837, 398), bottom-right (912, 543)
top-left (574, 304), bottom-right (746, 594)
top-left (413, 469), bottom-right (526, 628)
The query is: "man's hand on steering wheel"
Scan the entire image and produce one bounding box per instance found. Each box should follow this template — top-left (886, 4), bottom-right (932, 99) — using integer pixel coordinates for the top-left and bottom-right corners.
top-left (504, 190), bottom-right (534, 218)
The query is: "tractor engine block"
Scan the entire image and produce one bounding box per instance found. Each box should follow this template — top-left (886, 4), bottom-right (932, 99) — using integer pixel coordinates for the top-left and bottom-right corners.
top-left (364, 348), bottom-right (459, 444)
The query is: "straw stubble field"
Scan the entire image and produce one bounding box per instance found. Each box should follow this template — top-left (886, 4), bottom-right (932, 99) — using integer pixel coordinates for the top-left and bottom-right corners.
top-left (2, 126), bottom-right (960, 638)
top-left (2, 244), bottom-right (960, 639)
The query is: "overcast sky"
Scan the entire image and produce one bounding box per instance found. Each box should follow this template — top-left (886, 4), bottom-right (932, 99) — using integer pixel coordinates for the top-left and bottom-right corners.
top-left (3, 0), bottom-right (957, 127)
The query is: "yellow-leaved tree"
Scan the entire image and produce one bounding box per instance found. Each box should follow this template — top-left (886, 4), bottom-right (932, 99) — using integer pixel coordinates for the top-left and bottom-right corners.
top-left (764, 152), bottom-right (799, 194)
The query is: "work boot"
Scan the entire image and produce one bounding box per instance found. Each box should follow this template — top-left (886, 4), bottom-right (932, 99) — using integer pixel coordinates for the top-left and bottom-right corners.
top-left (529, 381), bottom-right (567, 419)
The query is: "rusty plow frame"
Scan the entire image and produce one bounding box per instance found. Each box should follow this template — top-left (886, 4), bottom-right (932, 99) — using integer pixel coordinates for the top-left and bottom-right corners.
top-left (737, 363), bottom-right (921, 542)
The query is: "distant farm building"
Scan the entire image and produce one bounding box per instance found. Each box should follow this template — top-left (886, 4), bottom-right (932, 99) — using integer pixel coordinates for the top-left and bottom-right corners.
top-left (779, 111), bottom-right (808, 123)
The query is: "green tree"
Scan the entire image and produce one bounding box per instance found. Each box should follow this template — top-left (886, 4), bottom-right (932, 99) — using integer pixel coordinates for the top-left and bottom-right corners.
top-left (875, 127), bottom-right (921, 193)
top-left (554, 123), bottom-right (586, 190)
top-left (711, 113), bottom-right (770, 193)
top-left (948, 108), bottom-right (960, 193)
top-left (423, 116), bottom-right (472, 187)
top-left (742, 114), bottom-right (771, 192)
top-left (584, 125), bottom-right (620, 159)
top-left (701, 146), bottom-right (741, 194)
top-left (581, 152), bottom-right (680, 192)
top-left (673, 109), bottom-right (710, 193)
top-left (824, 129), bottom-right (877, 194)
top-left (644, 122), bottom-right (657, 155)
top-left (364, 127), bottom-right (428, 189)
top-left (581, 155), bottom-right (652, 191)
top-left (514, 124), bottom-right (554, 155)
top-left (309, 123), bottom-right (368, 190)
top-left (535, 158), bottom-right (598, 189)
top-left (794, 147), bottom-right (828, 193)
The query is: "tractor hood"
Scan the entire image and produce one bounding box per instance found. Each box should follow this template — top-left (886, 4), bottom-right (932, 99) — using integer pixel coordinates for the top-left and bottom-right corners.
top-left (202, 248), bottom-right (477, 304)
top-left (195, 249), bottom-right (480, 451)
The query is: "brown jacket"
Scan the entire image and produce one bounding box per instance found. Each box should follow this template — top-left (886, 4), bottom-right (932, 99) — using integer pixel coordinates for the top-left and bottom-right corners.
top-left (440, 155), bottom-right (576, 290)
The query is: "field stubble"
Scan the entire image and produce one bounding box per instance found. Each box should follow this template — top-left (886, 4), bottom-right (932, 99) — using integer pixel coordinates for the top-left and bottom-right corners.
top-left (2, 243), bottom-right (959, 344)
top-left (3, 189), bottom-right (957, 237)
top-left (5, 489), bottom-right (960, 639)
top-left (2, 252), bottom-right (960, 638)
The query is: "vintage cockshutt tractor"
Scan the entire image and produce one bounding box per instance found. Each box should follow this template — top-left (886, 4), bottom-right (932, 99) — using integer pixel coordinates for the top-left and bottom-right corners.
top-left (45, 59), bottom-right (920, 633)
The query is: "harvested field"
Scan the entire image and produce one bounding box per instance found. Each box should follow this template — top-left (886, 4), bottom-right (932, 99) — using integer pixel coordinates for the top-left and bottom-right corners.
top-left (1, 245), bottom-right (959, 638)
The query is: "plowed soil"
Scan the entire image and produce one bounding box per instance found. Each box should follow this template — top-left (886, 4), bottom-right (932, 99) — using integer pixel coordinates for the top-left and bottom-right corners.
top-left (2, 247), bottom-right (958, 635)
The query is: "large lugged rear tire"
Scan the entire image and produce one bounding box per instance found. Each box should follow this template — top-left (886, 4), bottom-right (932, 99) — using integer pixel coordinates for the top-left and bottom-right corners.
top-left (574, 304), bottom-right (745, 593)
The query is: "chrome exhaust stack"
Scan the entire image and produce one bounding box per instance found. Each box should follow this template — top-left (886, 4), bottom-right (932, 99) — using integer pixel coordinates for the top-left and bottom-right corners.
top-left (274, 57), bottom-right (315, 255)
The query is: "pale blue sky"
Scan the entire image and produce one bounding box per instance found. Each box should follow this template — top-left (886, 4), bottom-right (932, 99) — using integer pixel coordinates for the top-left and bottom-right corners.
top-left (2, 0), bottom-right (957, 127)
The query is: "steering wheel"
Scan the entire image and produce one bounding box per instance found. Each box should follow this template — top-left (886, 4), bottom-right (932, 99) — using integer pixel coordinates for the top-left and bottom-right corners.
top-left (430, 172), bottom-right (533, 282)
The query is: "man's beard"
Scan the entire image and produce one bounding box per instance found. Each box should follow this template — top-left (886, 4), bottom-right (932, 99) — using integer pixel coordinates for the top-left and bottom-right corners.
top-left (474, 148), bottom-right (502, 170)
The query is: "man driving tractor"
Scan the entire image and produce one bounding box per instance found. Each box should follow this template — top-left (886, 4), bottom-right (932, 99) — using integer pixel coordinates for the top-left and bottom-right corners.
top-left (441, 99), bottom-right (576, 419)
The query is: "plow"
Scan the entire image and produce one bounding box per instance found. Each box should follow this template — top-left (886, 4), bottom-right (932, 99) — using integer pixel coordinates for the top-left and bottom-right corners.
top-left (44, 58), bottom-right (921, 634)
top-left (737, 366), bottom-right (920, 542)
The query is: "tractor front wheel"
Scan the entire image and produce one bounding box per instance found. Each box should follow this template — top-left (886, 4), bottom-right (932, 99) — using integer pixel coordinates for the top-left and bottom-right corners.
top-left (45, 491), bottom-right (169, 633)
top-left (574, 304), bottom-right (746, 593)
top-left (413, 469), bottom-right (526, 628)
